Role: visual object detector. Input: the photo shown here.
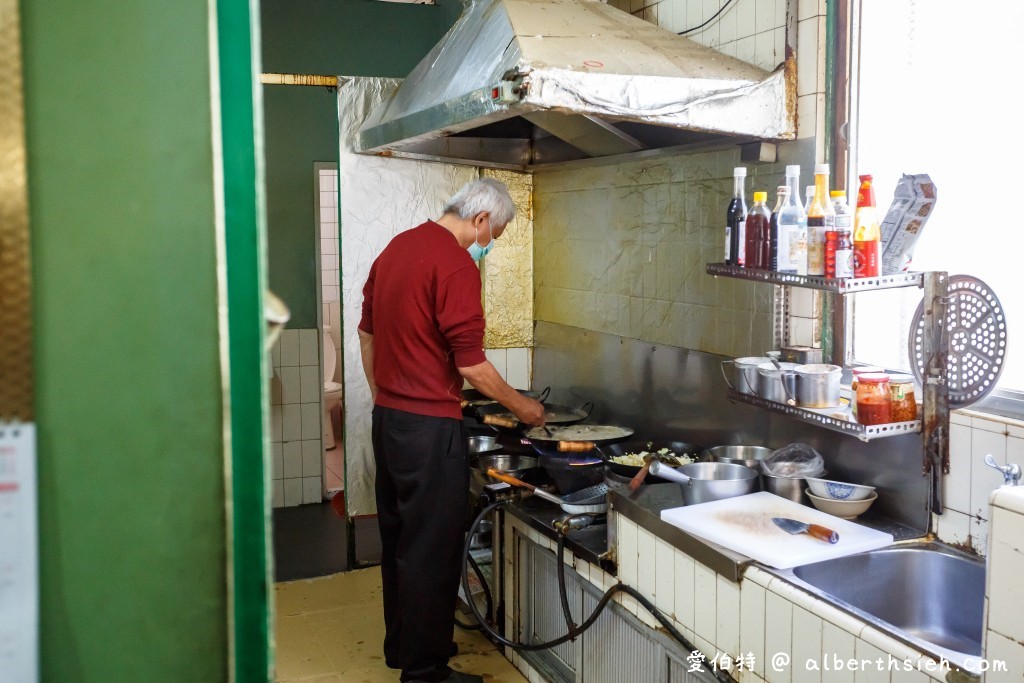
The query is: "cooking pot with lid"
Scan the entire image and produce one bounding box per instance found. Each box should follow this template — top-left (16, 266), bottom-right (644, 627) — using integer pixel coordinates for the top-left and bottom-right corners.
top-left (792, 363), bottom-right (843, 408)
top-left (722, 356), bottom-right (772, 395)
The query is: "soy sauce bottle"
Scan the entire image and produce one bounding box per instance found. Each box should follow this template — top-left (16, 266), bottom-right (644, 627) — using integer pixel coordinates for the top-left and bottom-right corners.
top-left (725, 167), bottom-right (748, 266)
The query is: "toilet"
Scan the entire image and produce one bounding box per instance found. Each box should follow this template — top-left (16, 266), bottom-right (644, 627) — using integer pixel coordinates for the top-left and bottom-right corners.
top-left (322, 326), bottom-right (344, 449)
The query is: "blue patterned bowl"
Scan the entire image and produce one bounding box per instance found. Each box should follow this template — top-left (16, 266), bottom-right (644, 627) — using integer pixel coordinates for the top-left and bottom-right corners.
top-left (805, 476), bottom-right (875, 501)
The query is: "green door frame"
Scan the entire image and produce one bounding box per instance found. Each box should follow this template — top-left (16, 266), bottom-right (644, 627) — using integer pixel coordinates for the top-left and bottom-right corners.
top-left (215, 0), bottom-right (272, 680)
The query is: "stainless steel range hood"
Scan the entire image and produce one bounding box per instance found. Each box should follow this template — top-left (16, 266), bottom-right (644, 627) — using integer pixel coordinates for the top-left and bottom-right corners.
top-left (357, 0), bottom-right (795, 170)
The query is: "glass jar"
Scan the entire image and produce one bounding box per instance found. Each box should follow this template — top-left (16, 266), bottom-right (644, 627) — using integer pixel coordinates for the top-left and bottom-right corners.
top-left (888, 374), bottom-right (918, 422)
top-left (850, 366), bottom-right (885, 417)
top-left (855, 372), bottom-right (892, 425)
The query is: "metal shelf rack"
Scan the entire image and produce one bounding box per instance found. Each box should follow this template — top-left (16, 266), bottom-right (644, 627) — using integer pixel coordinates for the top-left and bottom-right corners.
top-left (705, 263), bottom-right (925, 292)
top-left (725, 389), bottom-right (921, 442)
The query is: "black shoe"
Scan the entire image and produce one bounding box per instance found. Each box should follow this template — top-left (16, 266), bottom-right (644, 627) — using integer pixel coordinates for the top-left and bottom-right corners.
top-left (387, 642), bottom-right (459, 669)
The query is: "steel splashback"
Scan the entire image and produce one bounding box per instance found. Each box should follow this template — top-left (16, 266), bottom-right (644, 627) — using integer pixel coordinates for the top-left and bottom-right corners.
top-left (357, 0), bottom-right (796, 170)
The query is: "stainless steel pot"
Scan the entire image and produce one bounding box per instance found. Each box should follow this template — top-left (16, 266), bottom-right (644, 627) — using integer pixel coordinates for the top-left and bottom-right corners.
top-left (721, 356), bottom-right (771, 395)
top-left (705, 445), bottom-right (774, 470)
top-left (792, 363), bottom-right (843, 408)
top-left (470, 454), bottom-right (538, 494)
top-left (648, 460), bottom-right (759, 505)
top-left (756, 362), bottom-right (798, 403)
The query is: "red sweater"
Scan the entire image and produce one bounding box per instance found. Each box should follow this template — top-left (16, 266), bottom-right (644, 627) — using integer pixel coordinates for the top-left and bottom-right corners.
top-left (359, 221), bottom-right (487, 419)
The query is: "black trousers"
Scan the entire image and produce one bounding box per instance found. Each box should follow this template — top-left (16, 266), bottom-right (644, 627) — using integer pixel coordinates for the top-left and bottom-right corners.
top-left (372, 406), bottom-right (469, 682)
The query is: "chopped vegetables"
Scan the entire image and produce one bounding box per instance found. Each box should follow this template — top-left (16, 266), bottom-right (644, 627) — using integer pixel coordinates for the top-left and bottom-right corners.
top-left (610, 448), bottom-right (694, 468)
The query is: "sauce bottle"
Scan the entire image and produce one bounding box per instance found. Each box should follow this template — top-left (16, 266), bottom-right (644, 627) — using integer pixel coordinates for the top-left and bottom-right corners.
top-left (777, 166), bottom-right (808, 275)
top-left (806, 164), bottom-right (834, 276)
top-left (853, 174), bottom-right (881, 277)
top-left (726, 167), bottom-right (748, 266)
top-left (831, 191), bottom-right (854, 279)
top-left (768, 185), bottom-right (787, 272)
top-left (855, 372), bottom-right (893, 425)
top-left (744, 191), bottom-right (771, 269)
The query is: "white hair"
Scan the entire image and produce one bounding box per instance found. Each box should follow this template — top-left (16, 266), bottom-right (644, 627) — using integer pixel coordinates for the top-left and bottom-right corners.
top-left (442, 178), bottom-right (516, 228)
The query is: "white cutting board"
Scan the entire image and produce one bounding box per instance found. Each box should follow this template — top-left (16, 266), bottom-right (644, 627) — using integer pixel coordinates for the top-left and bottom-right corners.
top-left (660, 491), bottom-right (894, 569)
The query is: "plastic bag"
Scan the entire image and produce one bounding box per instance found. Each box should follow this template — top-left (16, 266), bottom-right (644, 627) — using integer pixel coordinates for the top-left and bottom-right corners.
top-left (761, 443), bottom-right (825, 477)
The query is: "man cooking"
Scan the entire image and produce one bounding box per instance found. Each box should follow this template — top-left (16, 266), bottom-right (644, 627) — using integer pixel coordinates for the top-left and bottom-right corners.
top-left (358, 177), bottom-right (546, 683)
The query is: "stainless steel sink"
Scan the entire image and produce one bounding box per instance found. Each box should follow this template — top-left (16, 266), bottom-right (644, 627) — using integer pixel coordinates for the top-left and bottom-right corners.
top-left (778, 543), bottom-right (985, 670)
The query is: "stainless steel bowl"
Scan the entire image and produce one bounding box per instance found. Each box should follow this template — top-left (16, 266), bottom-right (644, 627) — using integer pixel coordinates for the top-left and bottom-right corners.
top-left (469, 454), bottom-right (538, 495)
top-left (705, 445), bottom-right (774, 470)
top-left (468, 435), bottom-right (500, 455)
top-left (763, 472), bottom-right (809, 505)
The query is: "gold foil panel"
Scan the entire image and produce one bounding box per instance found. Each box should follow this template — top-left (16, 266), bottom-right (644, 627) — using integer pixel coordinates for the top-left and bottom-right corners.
top-left (0, 0), bottom-right (33, 421)
top-left (480, 169), bottom-right (533, 349)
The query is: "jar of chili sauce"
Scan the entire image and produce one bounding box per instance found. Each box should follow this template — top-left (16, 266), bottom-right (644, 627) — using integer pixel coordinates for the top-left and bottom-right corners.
top-left (888, 374), bottom-right (918, 422)
top-left (856, 372), bottom-right (892, 426)
top-left (850, 365), bottom-right (885, 418)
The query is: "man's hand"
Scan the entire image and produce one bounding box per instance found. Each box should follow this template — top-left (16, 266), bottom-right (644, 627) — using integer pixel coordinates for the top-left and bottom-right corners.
top-left (513, 397), bottom-right (546, 427)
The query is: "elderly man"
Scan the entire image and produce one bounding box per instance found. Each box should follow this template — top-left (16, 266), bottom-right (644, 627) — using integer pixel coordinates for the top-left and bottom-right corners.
top-left (359, 178), bottom-right (545, 683)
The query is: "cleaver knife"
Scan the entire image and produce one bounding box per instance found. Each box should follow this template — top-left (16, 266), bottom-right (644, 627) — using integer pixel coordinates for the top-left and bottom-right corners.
top-left (772, 517), bottom-right (839, 544)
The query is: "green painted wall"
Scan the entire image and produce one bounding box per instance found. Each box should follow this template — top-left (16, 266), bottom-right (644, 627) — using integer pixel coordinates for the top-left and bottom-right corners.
top-left (22, 3), bottom-right (228, 680)
top-left (261, 0), bottom-right (462, 327)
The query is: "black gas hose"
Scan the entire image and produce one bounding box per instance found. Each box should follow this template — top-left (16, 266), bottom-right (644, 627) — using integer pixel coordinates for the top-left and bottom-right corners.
top-left (459, 499), bottom-right (733, 683)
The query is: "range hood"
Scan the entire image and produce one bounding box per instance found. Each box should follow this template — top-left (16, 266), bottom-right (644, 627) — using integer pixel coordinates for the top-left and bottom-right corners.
top-left (357, 0), bottom-right (795, 170)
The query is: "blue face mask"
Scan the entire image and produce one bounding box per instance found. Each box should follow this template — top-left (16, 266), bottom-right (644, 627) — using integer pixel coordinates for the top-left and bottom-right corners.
top-left (467, 222), bottom-right (495, 262)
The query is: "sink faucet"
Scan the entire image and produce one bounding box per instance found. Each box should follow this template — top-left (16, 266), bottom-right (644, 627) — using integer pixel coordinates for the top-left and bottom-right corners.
top-left (985, 454), bottom-right (1021, 487)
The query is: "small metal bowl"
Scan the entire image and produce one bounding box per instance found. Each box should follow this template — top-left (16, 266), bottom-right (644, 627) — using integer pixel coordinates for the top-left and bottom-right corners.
top-left (704, 445), bottom-right (774, 470)
top-left (468, 435), bottom-right (500, 455)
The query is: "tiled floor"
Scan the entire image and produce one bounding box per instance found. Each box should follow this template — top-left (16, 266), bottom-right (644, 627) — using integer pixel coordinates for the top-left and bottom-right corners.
top-left (325, 444), bottom-right (343, 492)
top-left (274, 567), bottom-right (528, 682)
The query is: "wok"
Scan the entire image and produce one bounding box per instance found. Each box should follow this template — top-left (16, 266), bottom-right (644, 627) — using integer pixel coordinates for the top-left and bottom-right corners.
top-left (474, 400), bottom-right (593, 426)
top-left (602, 440), bottom-right (704, 482)
top-left (462, 386), bottom-right (550, 406)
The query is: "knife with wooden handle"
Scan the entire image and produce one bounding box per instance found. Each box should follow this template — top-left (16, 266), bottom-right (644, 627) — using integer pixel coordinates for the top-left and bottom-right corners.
top-left (772, 517), bottom-right (840, 544)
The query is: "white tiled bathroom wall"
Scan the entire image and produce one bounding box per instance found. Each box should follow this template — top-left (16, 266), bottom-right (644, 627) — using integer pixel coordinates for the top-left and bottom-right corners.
top-left (320, 167), bottom-right (340, 305)
top-left (270, 328), bottom-right (324, 508)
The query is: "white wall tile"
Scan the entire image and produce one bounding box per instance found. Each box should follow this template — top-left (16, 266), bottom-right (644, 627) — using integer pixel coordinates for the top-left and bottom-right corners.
top-left (983, 630), bottom-right (1024, 682)
top-left (987, 508), bottom-right (1024, 641)
top-left (299, 365), bottom-right (320, 404)
top-left (971, 514), bottom-right (989, 557)
top-left (950, 410), bottom-right (971, 427)
top-left (764, 590), bottom-right (793, 683)
top-left (271, 335), bottom-right (281, 368)
top-left (282, 404), bottom-right (302, 442)
top-left (796, 93), bottom-right (817, 141)
top-left (945, 421), bottom-right (972, 513)
top-left (485, 348), bottom-right (507, 379)
top-left (795, 17), bottom-right (819, 98)
top-left (283, 478), bottom-right (304, 507)
top-left (717, 575), bottom-right (740, 657)
top-left (279, 329), bottom-right (300, 367)
top-left (283, 440), bottom-right (303, 479)
top-left (505, 347), bottom-right (531, 389)
top-left (300, 402), bottom-right (321, 440)
top-left (271, 442), bottom-right (283, 480)
top-left (637, 527), bottom-right (657, 597)
top-left (789, 316), bottom-right (815, 347)
top-left (272, 480), bottom-right (284, 508)
top-left (302, 439), bottom-right (321, 477)
top-left (735, 35), bottom-right (757, 66)
top-left (753, 0), bottom-right (775, 33)
top-left (789, 288), bottom-right (816, 318)
top-left (933, 508), bottom-right (970, 549)
top-left (852, 640), bottom-right (889, 683)
top-left (302, 476), bottom-right (322, 504)
top-left (280, 366), bottom-right (301, 405)
top-left (790, 607), bottom-right (822, 683)
top-left (734, 0), bottom-right (755, 38)
top-left (971, 428), bottom-right (1006, 519)
top-left (655, 538), bottom-right (676, 616)
top-left (271, 403), bottom-right (283, 443)
top-left (740, 579), bottom-right (766, 671)
top-left (674, 549), bottom-right (696, 632)
top-left (299, 328), bottom-right (319, 366)
top-left (820, 622), bottom-right (856, 683)
top-left (694, 563), bottom-right (718, 651)
top-left (617, 518), bottom-right (638, 586)
top-left (972, 414), bottom-right (1008, 434)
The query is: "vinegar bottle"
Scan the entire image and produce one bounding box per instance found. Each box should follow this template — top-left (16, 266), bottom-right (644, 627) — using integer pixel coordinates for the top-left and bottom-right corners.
top-left (769, 185), bottom-right (787, 272)
top-left (744, 191), bottom-right (771, 269)
top-left (725, 167), bottom-right (748, 266)
top-left (777, 166), bottom-right (807, 275)
top-left (806, 164), bottom-right (834, 276)
top-left (853, 174), bottom-right (881, 277)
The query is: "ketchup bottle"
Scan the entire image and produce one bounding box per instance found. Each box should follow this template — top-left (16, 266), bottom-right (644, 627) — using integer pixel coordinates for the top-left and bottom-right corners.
top-left (853, 175), bottom-right (881, 277)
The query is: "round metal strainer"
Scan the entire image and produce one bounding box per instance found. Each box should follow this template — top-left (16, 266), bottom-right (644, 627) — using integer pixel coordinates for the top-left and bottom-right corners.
top-left (909, 274), bottom-right (1008, 407)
